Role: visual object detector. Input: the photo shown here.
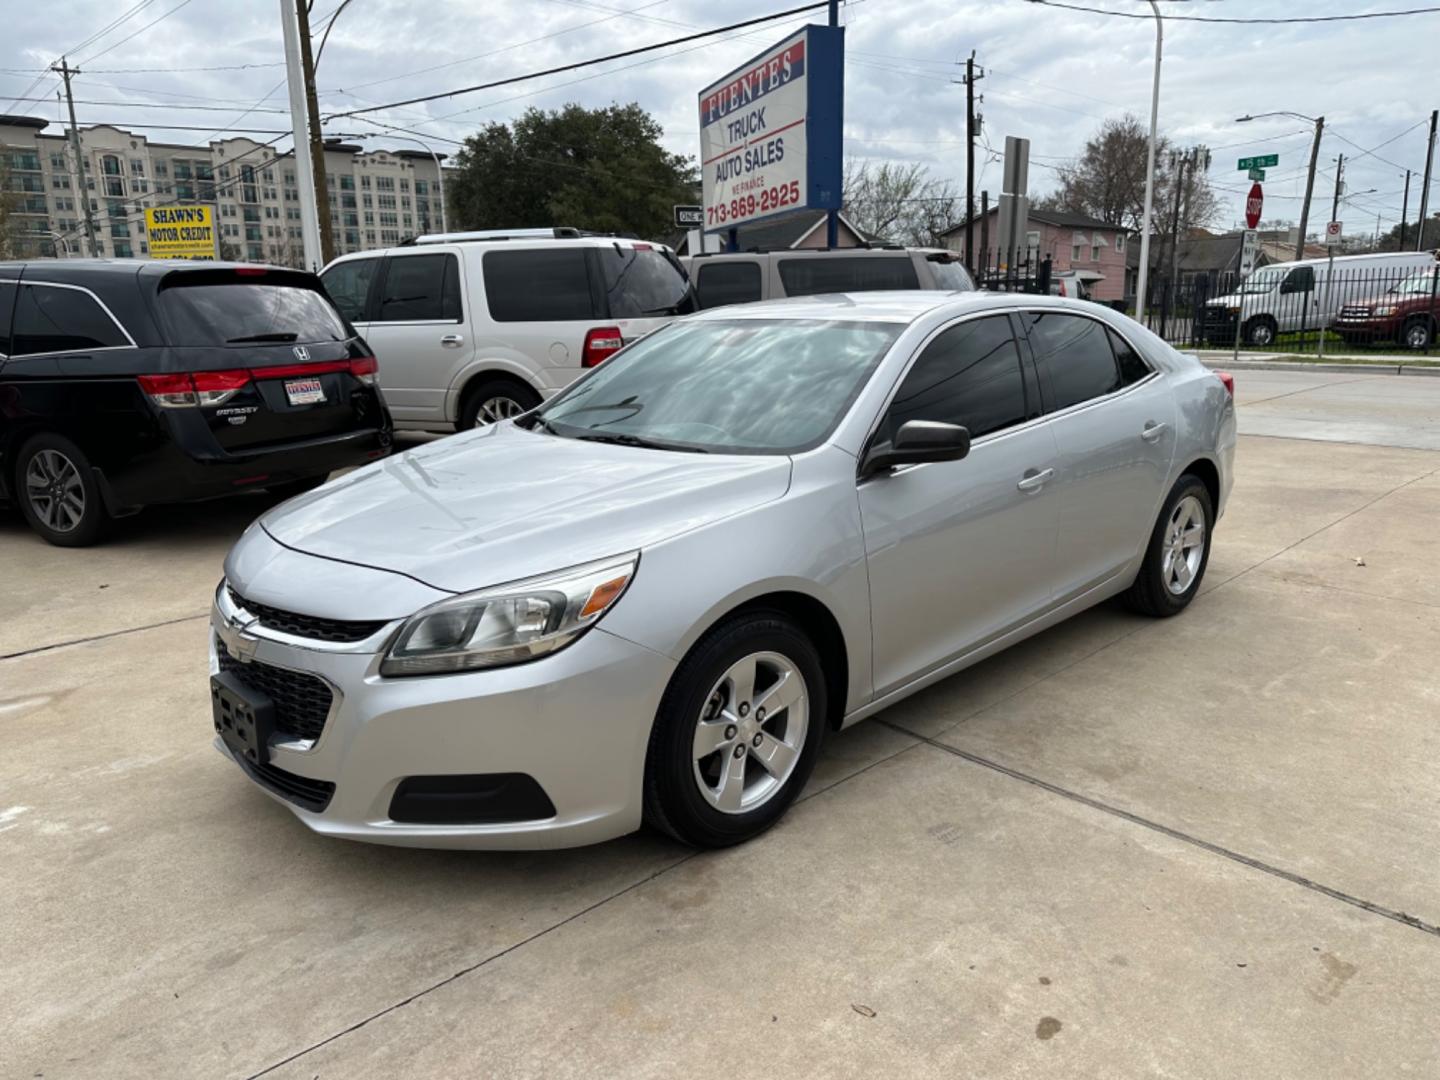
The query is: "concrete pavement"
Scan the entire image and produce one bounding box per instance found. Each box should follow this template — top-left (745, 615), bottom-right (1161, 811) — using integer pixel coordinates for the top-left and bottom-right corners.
top-left (3, 369), bottom-right (1439, 1078)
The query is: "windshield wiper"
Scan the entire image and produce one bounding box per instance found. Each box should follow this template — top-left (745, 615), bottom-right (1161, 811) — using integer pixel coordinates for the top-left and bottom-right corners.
top-left (575, 432), bottom-right (708, 453)
top-left (226, 332), bottom-right (299, 344)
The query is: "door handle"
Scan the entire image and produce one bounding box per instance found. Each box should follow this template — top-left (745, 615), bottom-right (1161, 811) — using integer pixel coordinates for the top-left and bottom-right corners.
top-left (441, 334), bottom-right (464, 348)
top-left (1141, 422), bottom-right (1168, 442)
top-left (1016, 468), bottom-right (1054, 493)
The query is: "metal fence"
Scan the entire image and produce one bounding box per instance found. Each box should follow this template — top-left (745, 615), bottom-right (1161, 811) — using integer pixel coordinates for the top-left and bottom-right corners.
top-left (970, 248), bottom-right (1053, 295)
top-left (1133, 262), bottom-right (1440, 356)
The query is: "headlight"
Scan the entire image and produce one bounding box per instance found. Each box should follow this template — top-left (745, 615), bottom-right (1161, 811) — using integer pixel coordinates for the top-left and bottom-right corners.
top-left (1226, 305), bottom-right (1241, 313)
top-left (380, 553), bottom-right (637, 676)
top-left (1373, 306), bottom-right (1396, 316)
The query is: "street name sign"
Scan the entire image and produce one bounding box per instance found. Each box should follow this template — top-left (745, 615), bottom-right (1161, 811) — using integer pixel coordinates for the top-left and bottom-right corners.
top-left (1237, 154), bottom-right (1279, 171)
top-left (1248, 167), bottom-right (1266, 181)
top-left (698, 24), bottom-right (844, 234)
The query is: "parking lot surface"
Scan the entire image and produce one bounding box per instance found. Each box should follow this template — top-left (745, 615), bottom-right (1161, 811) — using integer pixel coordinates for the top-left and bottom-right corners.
top-left (4, 370), bottom-right (1439, 1078)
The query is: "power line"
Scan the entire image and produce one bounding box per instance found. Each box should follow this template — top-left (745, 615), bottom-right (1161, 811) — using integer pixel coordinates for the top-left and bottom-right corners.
top-left (0, 94), bottom-right (289, 114)
top-left (1025, 1), bottom-right (1440, 24)
top-left (76, 0), bottom-right (198, 65)
top-left (322, 2), bottom-right (830, 120)
top-left (79, 62), bottom-right (287, 74)
top-left (64, 0), bottom-right (160, 61)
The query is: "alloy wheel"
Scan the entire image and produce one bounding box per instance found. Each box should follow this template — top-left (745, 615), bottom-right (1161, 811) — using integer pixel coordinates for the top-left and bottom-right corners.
top-left (474, 395), bottom-right (525, 427)
top-left (25, 449), bottom-right (86, 534)
top-left (692, 651), bottom-right (809, 814)
top-left (1161, 494), bottom-right (1206, 596)
top-left (1405, 322), bottom-right (1431, 350)
top-left (1249, 322), bottom-right (1274, 346)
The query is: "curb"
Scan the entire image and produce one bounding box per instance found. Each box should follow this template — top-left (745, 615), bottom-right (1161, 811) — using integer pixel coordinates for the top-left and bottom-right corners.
top-left (1195, 359), bottom-right (1440, 377)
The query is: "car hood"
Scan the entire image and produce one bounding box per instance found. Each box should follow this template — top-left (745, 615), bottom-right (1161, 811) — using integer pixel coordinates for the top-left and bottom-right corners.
top-left (261, 423), bottom-right (793, 593)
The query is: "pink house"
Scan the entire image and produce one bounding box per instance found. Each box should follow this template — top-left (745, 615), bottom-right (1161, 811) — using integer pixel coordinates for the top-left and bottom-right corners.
top-left (941, 208), bottom-right (1131, 303)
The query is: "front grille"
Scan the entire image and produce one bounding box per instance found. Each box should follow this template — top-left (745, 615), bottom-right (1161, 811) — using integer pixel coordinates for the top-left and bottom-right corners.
top-left (237, 755), bottom-right (335, 812)
top-left (1339, 306), bottom-right (1372, 318)
top-left (216, 647), bottom-right (334, 742)
top-left (227, 585), bottom-right (389, 644)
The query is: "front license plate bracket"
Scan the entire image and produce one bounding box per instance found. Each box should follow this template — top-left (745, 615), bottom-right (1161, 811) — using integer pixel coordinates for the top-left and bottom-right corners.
top-left (211, 670), bottom-right (276, 766)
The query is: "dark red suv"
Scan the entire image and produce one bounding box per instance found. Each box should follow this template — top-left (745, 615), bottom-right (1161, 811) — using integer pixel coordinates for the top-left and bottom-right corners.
top-left (1333, 264), bottom-right (1440, 350)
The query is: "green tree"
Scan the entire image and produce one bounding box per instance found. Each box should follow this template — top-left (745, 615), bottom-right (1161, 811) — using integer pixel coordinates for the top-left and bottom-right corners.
top-left (1376, 213), bottom-right (1440, 252)
top-left (447, 103), bottom-right (697, 239)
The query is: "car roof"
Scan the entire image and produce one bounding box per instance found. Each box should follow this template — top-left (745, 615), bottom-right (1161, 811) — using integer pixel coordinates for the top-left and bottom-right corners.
top-left (687, 290), bottom-right (1076, 324)
top-left (326, 236), bottom-right (672, 266)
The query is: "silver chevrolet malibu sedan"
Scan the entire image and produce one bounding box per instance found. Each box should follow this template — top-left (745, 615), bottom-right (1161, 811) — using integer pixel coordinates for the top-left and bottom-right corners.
top-left (211, 291), bottom-right (1235, 849)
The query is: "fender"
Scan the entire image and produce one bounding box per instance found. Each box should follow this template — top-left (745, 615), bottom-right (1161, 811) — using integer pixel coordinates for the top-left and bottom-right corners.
top-left (444, 356), bottom-right (549, 423)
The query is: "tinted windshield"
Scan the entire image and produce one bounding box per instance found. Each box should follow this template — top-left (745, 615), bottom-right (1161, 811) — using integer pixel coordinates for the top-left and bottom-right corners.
top-left (159, 271), bottom-right (349, 345)
top-left (1237, 268), bottom-right (1286, 294)
top-left (1394, 269), bottom-right (1437, 295)
top-left (597, 245), bottom-right (696, 317)
top-left (926, 256), bottom-right (974, 291)
top-left (531, 318), bottom-right (902, 454)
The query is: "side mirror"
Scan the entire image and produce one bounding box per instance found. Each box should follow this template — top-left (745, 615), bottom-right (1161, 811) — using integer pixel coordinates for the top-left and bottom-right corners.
top-left (862, 420), bottom-right (971, 477)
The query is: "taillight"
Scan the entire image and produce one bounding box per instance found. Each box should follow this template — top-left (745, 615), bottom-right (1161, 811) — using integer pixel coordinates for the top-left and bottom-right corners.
top-left (349, 355), bottom-right (379, 385)
top-left (193, 369), bottom-right (250, 406)
top-left (582, 327), bottom-right (624, 368)
top-left (1216, 370), bottom-right (1235, 398)
top-left (137, 373), bottom-right (198, 408)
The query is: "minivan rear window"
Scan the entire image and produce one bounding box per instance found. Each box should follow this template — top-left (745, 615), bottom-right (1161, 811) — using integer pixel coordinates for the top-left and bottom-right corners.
top-left (158, 270), bottom-right (349, 346)
top-left (778, 256), bottom-right (920, 296)
top-left (596, 245), bottom-right (695, 318)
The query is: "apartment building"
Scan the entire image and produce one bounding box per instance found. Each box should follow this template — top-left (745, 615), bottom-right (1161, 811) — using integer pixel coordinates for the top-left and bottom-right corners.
top-left (1, 115), bottom-right (446, 265)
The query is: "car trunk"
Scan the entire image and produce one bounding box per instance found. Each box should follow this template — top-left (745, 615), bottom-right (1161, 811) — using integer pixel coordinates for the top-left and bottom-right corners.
top-left (152, 267), bottom-right (380, 452)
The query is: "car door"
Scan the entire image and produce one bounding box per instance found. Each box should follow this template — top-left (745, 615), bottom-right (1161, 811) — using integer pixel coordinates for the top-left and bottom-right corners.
top-left (361, 250), bottom-right (469, 426)
top-left (1020, 311), bottom-right (1175, 602)
top-left (1277, 265), bottom-right (1316, 333)
top-left (859, 313), bottom-right (1061, 696)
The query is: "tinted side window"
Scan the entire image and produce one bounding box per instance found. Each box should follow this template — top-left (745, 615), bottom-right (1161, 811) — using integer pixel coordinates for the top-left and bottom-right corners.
top-left (1108, 328), bottom-right (1151, 386)
top-left (1024, 312), bottom-right (1121, 411)
top-left (12, 284), bottom-right (130, 355)
top-left (696, 262), bottom-right (763, 309)
top-left (597, 246), bottom-right (694, 317)
top-left (1281, 266), bottom-right (1314, 294)
top-left (0, 282), bottom-right (15, 355)
top-left (483, 249), bottom-right (594, 322)
top-left (321, 258), bottom-right (380, 323)
top-left (375, 254), bottom-right (459, 322)
top-left (881, 316), bottom-right (1028, 442)
top-left (778, 256), bottom-right (920, 296)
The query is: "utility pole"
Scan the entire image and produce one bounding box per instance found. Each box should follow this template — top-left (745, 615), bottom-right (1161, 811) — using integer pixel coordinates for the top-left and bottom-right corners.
top-left (1331, 153), bottom-right (1345, 222)
top-left (1296, 114), bottom-right (1324, 260)
top-left (960, 51), bottom-right (984, 276)
top-left (52, 58), bottom-right (99, 257)
top-left (1399, 169), bottom-right (1411, 248)
top-left (279, 0), bottom-right (323, 270)
top-left (1415, 109), bottom-right (1436, 252)
top-left (295, 0), bottom-right (334, 265)
top-left (825, 0), bottom-right (840, 249)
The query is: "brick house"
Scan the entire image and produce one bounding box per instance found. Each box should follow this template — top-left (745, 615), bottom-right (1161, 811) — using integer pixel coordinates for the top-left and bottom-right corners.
top-left (941, 208), bottom-right (1130, 302)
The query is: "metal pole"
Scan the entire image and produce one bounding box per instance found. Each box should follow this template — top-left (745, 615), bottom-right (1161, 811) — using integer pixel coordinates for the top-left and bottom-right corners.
top-left (825, 0), bottom-right (840, 250)
top-left (1135, 1), bottom-right (1162, 324)
top-left (1399, 170), bottom-right (1411, 248)
top-left (979, 189), bottom-right (989, 280)
top-left (1296, 115), bottom-right (1324, 260)
top-left (280, 0), bottom-right (323, 271)
top-left (53, 58), bottom-right (99, 257)
top-left (964, 51), bottom-right (975, 274)
top-left (1331, 153), bottom-right (1344, 222)
top-left (1415, 109), bottom-right (1436, 252)
top-left (1316, 249), bottom-right (1334, 360)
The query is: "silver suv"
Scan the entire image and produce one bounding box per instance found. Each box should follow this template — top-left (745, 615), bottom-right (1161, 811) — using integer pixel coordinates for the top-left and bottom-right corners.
top-left (681, 246), bottom-right (974, 310)
top-left (320, 229), bottom-right (695, 431)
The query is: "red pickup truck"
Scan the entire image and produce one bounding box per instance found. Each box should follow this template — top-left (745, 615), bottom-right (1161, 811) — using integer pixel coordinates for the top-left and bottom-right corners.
top-left (1333, 264), bottom-right (1440, 350)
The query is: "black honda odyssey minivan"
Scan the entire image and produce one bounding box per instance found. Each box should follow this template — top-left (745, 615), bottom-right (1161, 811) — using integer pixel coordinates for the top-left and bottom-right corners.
top-left (0, 259), bottom-right (392, 546)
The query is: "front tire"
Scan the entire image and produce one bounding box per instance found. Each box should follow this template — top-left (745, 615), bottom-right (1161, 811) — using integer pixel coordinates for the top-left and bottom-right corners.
top-left (643, 612), bottom-right (828, 848)
top-left (1243, 318), bottom-right (1276, 347)
top-left (15, 433), bottom-right (109, 547)
top-left (1402, 317), bottom-right (1433, 351)
top-left (1122, 475), bottom-right (1214, 617)
top-left (459, 377), bottom-right (541, 429)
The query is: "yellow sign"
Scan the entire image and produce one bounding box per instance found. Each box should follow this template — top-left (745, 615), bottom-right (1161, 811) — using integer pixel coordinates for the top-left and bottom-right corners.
top-left (144, 205), bottom-right (218, 260)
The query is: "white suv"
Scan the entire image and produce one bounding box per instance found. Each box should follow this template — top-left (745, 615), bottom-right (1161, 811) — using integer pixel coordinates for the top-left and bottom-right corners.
top-left (681, 247), bottom-right (975, 310)
top-left (320, 229), bottom-right (695, 431)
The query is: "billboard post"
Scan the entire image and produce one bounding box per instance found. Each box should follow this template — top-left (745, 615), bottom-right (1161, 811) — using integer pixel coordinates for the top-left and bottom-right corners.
top-left (698, 23), bottom-right (844, 246)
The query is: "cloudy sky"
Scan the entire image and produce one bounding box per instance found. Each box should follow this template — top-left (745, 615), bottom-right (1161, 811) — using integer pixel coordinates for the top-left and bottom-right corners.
top-left (2, 0), bottom-right (1436, 237)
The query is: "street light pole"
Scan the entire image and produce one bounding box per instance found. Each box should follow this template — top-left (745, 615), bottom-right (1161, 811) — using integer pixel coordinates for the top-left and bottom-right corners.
top-left (1237, 110), bottom-right (1323, 260)
top-left (1135, 0), bottom-right (1162, 324)
top-left (362, 129), bottom-right (448, 235)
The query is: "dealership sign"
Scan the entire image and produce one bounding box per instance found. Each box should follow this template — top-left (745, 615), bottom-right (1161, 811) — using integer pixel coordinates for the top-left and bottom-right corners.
top-left (144, 205), bottom-right (218, 260)
top-left (698, 24), bottom-right (844, 234)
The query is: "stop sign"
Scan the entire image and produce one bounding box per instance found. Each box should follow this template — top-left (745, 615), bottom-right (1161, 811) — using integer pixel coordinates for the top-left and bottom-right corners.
top-left (1245, 182), bottom-right (1263, 229)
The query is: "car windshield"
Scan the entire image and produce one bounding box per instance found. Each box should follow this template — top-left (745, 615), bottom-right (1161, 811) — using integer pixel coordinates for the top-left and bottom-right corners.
top-left (1237, 267), bottom-right (1287, 294)
top-left (1392, 269), bottom-right (1437, 295)
top-left (530, 318), bottom-right (902, 454)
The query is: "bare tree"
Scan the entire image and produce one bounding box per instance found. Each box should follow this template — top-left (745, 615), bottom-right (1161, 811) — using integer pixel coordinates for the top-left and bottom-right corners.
top-left (843, 159), bottom-right (963, 246)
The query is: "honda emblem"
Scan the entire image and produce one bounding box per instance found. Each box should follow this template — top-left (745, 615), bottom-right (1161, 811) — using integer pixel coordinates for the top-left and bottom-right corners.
top-left (292, 345), bottom-right (310, 362)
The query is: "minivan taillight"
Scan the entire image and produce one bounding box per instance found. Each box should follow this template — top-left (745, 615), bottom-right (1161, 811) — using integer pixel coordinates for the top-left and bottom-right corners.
top-left (582, 327), bottom-right (624, 368)
top-left (138, 371), bottom-right (249, 408)
top-left (349, 356), bottom-right (379, 385)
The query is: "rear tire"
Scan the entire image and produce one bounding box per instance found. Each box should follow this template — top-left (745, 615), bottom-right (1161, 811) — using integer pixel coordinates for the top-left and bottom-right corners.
top-left (459, 377), bottom-right (541, 429)
top-left (1122, 474), bottom-right (1214, 618)
top-left (643, 612), bottom-right (828, 848)
top-left (15, 432), bottom-right (109, 547)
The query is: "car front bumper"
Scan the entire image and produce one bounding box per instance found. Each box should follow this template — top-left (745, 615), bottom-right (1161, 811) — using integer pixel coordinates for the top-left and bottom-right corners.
top-left (209, 593), bottom-right (675, 849)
